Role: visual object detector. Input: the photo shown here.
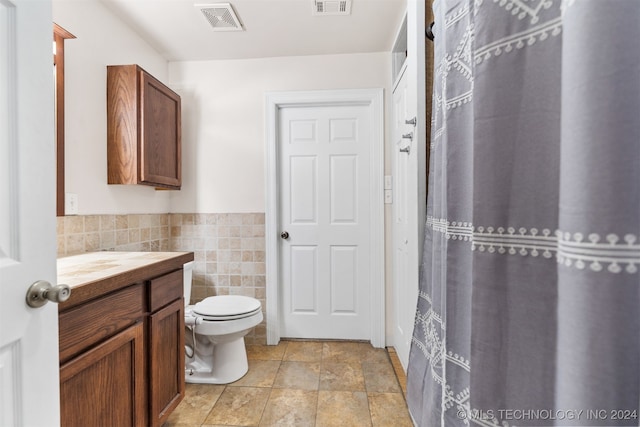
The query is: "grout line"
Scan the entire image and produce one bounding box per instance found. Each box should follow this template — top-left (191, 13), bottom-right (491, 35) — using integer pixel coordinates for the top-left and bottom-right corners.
top-left (257, 386), bottom-right (273, 427)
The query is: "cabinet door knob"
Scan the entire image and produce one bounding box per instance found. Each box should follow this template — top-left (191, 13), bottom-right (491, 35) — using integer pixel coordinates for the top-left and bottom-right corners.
top-left (25, 280), bottom-right (71, 308)
top-left (280, 231), bottom-right (290, 240)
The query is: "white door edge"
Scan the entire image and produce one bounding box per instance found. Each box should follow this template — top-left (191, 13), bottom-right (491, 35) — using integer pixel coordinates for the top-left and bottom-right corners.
top-left (265, 88), bottom-right (385, 348)
top-left (392, 61), bottom-right (408, 94)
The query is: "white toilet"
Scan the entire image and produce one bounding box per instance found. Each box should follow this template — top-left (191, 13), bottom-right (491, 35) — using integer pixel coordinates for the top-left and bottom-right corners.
top-left (182, 262), bottom-right (263, 384)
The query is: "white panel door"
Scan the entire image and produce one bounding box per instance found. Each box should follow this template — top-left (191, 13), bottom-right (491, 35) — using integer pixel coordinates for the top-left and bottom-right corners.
top-left (0, 0), bottom-right (60, 425)
top-left (279, 105), bottom-right (371, 340)
top-left (391, 67), bottom-right (418, 369)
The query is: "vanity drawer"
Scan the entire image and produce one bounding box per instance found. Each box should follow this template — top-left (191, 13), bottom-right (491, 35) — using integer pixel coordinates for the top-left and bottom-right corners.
top-left (58, 283), bottom-right (145, 364)
top-left (148, 269), bottom-right (183, 313)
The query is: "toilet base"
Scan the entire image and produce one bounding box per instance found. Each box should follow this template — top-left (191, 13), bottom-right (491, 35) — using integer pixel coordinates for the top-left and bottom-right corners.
top-left (185, 336), bottom-right (249, 384)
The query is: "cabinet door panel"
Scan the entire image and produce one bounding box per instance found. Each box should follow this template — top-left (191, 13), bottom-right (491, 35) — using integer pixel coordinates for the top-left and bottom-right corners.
top-left (60, 322), bottom-right (145, 427)
top-left (149, 299), bottom-right (185, 427)
top-left (140, 71), bottom-right (181, 188)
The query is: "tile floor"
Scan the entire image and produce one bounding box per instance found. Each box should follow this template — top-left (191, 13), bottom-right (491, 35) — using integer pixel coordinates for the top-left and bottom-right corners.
top-left (164, 340), bottom-right (413, 427)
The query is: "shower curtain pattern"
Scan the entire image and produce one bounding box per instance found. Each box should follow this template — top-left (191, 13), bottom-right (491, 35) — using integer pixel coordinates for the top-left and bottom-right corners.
top-left (407, 0), bottom-right (640, 426)
top-left (426, 217), bottom-right (640, 273)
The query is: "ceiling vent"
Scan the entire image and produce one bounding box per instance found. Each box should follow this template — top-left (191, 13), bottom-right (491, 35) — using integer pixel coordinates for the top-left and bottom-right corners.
top-left (313, 0), bottom-right (352, 16)
top-left (195, 3), bottom-right (244, 31)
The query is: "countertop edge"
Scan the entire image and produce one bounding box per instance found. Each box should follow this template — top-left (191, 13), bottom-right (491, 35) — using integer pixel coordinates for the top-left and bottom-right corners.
top-left (58, 252), bottom-right (194, 311)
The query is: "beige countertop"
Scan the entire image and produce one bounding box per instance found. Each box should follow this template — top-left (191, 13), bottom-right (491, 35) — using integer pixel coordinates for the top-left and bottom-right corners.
top-left (57, 251), bottom-right (194, 310)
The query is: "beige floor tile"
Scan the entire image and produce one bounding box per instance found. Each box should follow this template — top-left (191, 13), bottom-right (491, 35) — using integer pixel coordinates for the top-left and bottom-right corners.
top-left (321, 341), bottom-right (364, 363)
top-left (282, 341), bottom-right (323, 362)
top-left (167, 341), bottom-right (412, 427)
top-left (230, 360), bottom-right (281, 388)
top-left (247, 342), bottom-right (288, 361)
top-left (204, 386), bottom-right (270, 426)
top-left (362, 363), bottom-right (402, 393)
top-left (259, 389), bottom-right (318, 426)
top-left (273, 362), bottom-right (320, 390)
top-left (368, 392), bottom-right (413, 427)
top-left (316, 390), bottom-right (372, 427)
top-left (164, 384), bottom-right (225, 426)
top-left (319, 362), bottom-right (366, 391)
top-left (357, 343), bottom-right (390, 364)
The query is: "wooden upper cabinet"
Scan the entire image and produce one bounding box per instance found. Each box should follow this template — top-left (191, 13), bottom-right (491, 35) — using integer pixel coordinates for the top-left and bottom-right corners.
top-left (107, 65), bottom-right (181, 189)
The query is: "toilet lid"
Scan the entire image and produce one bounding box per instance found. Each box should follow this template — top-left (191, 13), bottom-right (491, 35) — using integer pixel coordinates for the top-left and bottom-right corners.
top-left (193, 295), bottom-right (261, 318)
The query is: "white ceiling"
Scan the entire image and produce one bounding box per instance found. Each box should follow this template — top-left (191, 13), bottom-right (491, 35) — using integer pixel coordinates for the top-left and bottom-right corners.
top-left (99, 0), bottom-right (407, 62)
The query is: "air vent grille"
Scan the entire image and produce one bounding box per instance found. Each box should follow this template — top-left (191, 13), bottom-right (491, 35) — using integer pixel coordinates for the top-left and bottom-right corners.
top-left (196, 3), bottom-right (243, 31)
top-left (313, 0), bottom-right (352, 16)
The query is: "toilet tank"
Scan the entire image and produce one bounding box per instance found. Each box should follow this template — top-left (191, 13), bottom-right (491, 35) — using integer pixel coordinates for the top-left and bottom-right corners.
top-left (183, 261), bottom-right (194, 306)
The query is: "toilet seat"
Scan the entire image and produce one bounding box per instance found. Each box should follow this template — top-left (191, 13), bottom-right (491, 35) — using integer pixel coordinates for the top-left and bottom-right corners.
top-left (192, 295), bottom-right (261, 321)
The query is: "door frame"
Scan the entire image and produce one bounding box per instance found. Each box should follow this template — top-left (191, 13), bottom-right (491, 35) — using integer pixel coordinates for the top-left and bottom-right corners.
top-left (265, 89), bottom-right (385, 348)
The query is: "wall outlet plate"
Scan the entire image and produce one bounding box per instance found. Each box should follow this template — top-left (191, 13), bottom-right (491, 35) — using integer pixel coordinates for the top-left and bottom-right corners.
top-left (65, 193), bottom-right (78, 215)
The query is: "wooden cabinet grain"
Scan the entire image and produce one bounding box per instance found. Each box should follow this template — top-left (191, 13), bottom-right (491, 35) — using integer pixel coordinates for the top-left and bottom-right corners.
top-left (59, 269), bottom-right (185, 427)
top-left (107, 64), bottom-right (181, 189)
top-left (147, 269), bottom-right (185, 426)
top-left (60, 322), bottom-right (146, 427)
top-left (149, 299), bottom-right (184, 426)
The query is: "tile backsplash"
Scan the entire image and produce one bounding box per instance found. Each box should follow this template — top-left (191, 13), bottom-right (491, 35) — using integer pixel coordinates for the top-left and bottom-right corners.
top-left (57, 214), bottom-right (170, 256)
top-left (56, 212), bottom-right (266, 344)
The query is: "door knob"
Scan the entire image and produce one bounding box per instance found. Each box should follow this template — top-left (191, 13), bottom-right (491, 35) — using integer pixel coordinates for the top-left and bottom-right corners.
top-left (280, 231), bottom-right (290, 240)
top-left (26, 280), bottom-right (71, 308)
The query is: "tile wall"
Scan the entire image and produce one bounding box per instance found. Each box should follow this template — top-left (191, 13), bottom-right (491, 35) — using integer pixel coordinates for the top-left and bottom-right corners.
top-left (56, 214), bottom-right (170, 256)
top-left (56, 212), bottom-right (266, 344)
top-left (170, 213), bottom-right (266, 344)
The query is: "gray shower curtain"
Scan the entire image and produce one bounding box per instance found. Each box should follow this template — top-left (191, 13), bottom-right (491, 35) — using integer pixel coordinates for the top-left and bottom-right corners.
top-left (406, 1), bottom-right (640, 426)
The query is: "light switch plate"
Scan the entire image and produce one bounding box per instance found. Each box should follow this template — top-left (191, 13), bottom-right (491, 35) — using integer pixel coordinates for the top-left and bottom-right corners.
top-left (384, 175), bottom-right (393, 190)
top-left (384, 189), bottom-right (393, 204)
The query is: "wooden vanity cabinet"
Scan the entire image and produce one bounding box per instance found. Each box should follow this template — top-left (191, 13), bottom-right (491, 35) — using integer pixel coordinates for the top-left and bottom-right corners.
top-left (147, 269), bottom-right (185, 426)
top-left (107, 64), bottom-right (181, 189)
top-left (59, 284), bottom-right (147, 427)
top-left (59, 268), bottom-right (185, 427)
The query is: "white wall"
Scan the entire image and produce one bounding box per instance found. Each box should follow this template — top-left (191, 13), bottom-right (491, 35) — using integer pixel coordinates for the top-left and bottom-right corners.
top-left (53, 0), bottom-right (171, 215)
top-left (168, 53), bottom-right (393, 213)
